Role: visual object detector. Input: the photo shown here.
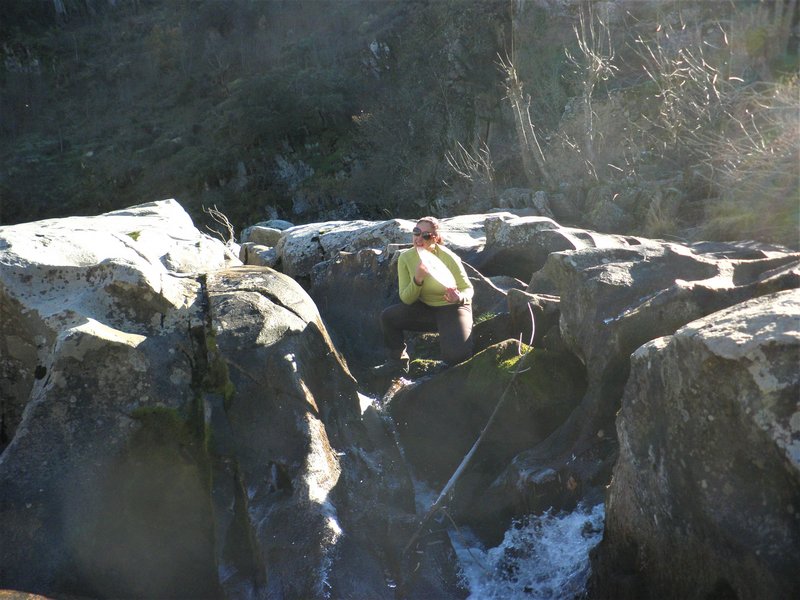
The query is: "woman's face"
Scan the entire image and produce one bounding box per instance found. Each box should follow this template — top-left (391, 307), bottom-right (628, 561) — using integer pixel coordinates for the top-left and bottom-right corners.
top-left (412, 220), bottom-right (437, 249)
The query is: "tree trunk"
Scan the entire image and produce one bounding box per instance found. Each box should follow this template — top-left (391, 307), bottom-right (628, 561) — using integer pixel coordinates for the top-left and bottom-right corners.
top-left (502, 58), bottom-right (556, 191)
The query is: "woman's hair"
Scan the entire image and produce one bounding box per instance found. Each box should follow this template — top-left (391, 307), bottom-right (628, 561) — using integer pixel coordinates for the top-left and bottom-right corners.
top-left (417, 216), bottom-right (443, 243)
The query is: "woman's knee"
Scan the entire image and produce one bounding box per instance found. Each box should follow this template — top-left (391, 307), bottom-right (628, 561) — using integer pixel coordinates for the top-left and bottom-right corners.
top-left (441, 328), bottom-right (473, 365)
top-left (381, 303), bottom-right (404, 327)
top-left (442, 341), bottom-right (473, 366)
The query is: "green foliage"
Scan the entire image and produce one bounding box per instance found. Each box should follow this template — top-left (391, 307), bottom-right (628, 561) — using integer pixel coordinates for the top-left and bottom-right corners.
top-left (0, 0), bottom-right (796, 250)
top-left (474, 311), bottom-right (499, 324)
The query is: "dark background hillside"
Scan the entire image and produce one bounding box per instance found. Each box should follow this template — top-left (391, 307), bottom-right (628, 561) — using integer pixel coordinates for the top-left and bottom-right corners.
top-left (1, 0), bottom-right (798, 247)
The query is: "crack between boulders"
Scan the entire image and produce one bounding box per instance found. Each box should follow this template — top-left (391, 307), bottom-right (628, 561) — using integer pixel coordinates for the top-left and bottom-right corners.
top-left (112, 232), bottom-right (155, 265)
top-left (193, 272), bottom-right (265, 592)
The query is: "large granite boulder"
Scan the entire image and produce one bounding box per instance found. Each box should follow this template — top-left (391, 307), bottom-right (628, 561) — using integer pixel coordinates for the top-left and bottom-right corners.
top-left (200, 267), bottom-right (449, 599)
top-left (0, 200), bottom-right (237, 597)
top-left (0, 199), bottom-right (236, 454)
top-left (276, 213), bottom-right (512, 283)
top-left (471, 214), bottom-right (641, 283)
top-left (473, 240), bottom-right (800, 534)
top-left (590, 289), bottom-right (800, 600)
top-left (0, 201), bottom-right (460, 599)
top-left (533, 241), bottom-right (800, 434)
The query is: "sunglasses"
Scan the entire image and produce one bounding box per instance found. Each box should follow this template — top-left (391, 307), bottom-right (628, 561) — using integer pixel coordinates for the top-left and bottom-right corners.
top-left (412, 228), bottom-right (435, 241)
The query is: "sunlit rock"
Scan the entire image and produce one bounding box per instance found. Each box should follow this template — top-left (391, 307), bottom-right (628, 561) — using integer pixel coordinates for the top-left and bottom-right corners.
top-left (240, 224), bottom-right (283, 246)
top-left (238, 241), bottom-right (279, 267)
top-left (276, 213), bottom-right (509, 283)
top-left (591, 289), bottom-right (800, 599)
top-left (471, 213), bottom-right (640, 282)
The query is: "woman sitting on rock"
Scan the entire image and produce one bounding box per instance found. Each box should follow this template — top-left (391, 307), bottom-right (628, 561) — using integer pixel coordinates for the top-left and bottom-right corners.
top-left (373, 216), bottom-right (474, 377)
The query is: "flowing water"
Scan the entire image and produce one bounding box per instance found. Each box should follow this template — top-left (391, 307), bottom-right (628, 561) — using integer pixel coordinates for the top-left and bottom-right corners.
top-left (451, 503), bottom-right (605, 599)
top-left (361, 392), bottom-right (605, 599)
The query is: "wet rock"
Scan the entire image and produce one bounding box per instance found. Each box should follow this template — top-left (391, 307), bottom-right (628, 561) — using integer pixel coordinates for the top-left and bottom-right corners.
top-left (386, 341), bottom-right (585, 528)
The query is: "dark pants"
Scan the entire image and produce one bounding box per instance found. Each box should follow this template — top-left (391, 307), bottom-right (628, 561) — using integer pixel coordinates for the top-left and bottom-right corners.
top-left (380, 301), bottom-right (473, 366)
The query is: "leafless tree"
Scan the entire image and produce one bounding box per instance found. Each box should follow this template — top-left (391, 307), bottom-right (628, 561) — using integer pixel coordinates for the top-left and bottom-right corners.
top-left (444, 141), bottom-right (496, 197)
top-left (499, 54), bottom-right (556, 190)
top-left (565, 2), bottom-right (618, 179)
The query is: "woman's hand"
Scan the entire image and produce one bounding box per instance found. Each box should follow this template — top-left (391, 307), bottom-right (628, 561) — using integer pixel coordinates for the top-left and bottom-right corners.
top-left (443, 287), bottom-right (461, 304)
top-left (414, 261), bottom-right (429, 285)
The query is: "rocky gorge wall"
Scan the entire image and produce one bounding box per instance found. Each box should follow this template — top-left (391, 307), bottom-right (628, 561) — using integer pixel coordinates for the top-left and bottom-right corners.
top-left (0, 200), bottom-right (461, 599)
top-left (245, 205), bottom-right (800, 598)
top-left (2, 199), bottom-right (798, 599)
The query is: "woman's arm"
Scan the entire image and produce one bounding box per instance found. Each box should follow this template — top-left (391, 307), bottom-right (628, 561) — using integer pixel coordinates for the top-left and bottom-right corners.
top-left (448, 252), bottom-right (474, 301)
top-left (398, 251), bottom-right (423, 304)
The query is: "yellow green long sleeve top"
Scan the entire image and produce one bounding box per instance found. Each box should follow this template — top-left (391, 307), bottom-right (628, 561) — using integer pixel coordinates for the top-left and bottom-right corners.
top-left (397, 245), bottom-right (474, 306)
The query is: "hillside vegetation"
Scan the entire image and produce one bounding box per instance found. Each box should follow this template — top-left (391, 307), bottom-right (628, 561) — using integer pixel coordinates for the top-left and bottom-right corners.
top-left (1, 0), bottom-right (797, 248)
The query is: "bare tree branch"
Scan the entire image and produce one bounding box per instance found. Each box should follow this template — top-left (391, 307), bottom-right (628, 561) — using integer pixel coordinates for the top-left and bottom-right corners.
top-left (498, 54), bottom-right (556, 190)
top-left (203, 205), bottom-right (236, 245)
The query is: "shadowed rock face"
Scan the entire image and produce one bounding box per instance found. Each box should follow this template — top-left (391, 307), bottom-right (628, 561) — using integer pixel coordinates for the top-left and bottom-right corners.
top-left (0, 201), bottom-right (462, 600)
top-left (386, 339), bottom-right (586, 542)
top-left (590, 290), bottom-right (800, 600)
top-left (387, 340), bottom-right (585, 486)
top-left (495, 241), bottom-right (800, 505)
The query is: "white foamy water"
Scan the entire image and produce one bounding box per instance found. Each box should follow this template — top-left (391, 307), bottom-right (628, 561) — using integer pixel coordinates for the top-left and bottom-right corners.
top-left (358, 395), bottom-right (605, 599)
top-left (452, 503), bottom-right (605, 600)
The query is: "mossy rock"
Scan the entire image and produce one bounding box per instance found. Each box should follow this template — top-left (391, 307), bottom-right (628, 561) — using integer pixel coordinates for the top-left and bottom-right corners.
top-left (388, 339), bottom-right (586, 486)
